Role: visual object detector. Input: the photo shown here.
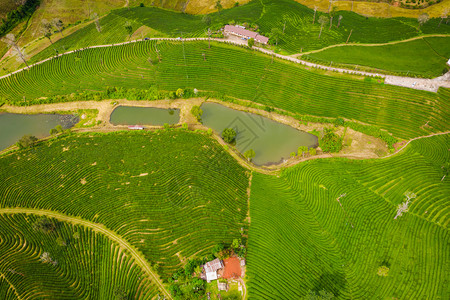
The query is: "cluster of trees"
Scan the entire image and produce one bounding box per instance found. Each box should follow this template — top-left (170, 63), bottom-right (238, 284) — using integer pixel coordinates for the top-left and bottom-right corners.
top-left (16, 134), bottom-right (38, 149)
top-left (5, 86), bottom-right (201, 106)
top-left (320, 128), bottom-right (343, 153)
top-left (168, 238), bottom-right (246, 299)
top-left (0, 0), bottom-right (40, 38)
top-left (292, 146), bottom-right (316, 158)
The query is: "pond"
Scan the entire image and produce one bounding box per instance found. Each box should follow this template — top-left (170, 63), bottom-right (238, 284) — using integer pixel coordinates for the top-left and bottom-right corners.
top-left (200, 102), bottom-right (318, 165)
top-left (110, 106), bottom-right (180, 126)
top-left (0, 113), bottom-right (79, 151)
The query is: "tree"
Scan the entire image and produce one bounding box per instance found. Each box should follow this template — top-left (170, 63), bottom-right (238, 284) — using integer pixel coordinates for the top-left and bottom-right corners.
top-left (212, 243), bottom-right (225, 256)
top-left (125, 0), bottom-right (130, 10)
top-left (247, 37), bottom-right (255, 48)
top-left (377, 266), bottom-right (389, 277)
top-left (231, 238), bottom-right (241, 249)
top-left (191, 105), bottom-right (203, 121)
top-left (438, 9), bottom-right (448, 28)
top-left (41, 19), bottom-right (54, 44)
top-left (320, 129), bottom-right (342, 152)
top-left (394, 191), bottom-right (416, 219)
top-left (52, 18), bottom-right (64, 36)
top-left (206, 28), bottom-right (212, 49)
top-left (298, 146), bottom-right (308, 157)
top-left (244, 149), bottom-right (255, 161)
top-left (318, 16), bottom-right (328, 39)
top-left (92, 13), bottom-right (101, 32)
top-left (33, 217), bottom-right (55, 233)
top-left (125, 21), bottom-right (133, 39)
top-left (1, 33), bottom-right (29, 68)
top-left (417, 13), bottom-right (429, 31)
top-left (17, 134), bottom-right (38, 149)
top-left (222, 128), bottom-right (236, 143)
top-left (215, 0), bottom-right (223, 14)
top-left (202, 15), bottom-right (211, 26)
top-left (271, 28), bottom-right (282, 45)
top-left (337, 15), bottom-right (343, 28)
top-left (329, 7), bottom-right (336, 30)
top-left (313, 6), bottom-right (317, 24)
top-left (176, 88), bottom-right (184, 98)
top-left (114, 287), bottom-right (128, 300)
top-left (309, 147), bottom-right (317, 156)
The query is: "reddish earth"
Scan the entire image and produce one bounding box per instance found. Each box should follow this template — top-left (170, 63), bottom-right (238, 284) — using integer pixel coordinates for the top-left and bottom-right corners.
top-left (222, 257), bottom-right (242, 279)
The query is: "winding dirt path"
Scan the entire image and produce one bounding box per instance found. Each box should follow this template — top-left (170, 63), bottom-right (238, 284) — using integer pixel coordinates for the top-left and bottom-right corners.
top-left (1, 37), bottom-right (449, 92)
top-left (0, 207), bottom-right (172, 300)
top-left (382, 131), bottom-right (450, 159)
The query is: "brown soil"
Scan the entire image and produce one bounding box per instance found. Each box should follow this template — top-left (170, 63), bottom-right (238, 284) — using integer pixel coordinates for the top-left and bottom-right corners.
top-left (222, 257), bottom-right (242, 279)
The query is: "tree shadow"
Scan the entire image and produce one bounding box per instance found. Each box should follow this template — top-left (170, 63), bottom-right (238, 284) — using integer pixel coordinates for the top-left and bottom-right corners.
top-left (312, 272), bottom-right (347, 297)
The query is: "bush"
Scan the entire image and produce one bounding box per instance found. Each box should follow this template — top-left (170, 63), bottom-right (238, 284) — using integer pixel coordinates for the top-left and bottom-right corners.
top-left (140, 3), bottom-right (144, 7)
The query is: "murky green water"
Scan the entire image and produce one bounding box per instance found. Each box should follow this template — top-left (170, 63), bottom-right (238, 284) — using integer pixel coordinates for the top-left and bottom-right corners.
top-left (110, 106), bottom-right (180, 126)
top-left (201, 102), bottom-right (318, 165)
top-left (0, 113), bottom-right (78, 151)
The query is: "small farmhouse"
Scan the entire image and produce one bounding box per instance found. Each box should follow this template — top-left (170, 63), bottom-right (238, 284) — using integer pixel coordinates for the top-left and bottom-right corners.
top-left (447, 58), bottom-right (450, 66)
top-left (224, 25), bottom-right (269, 44)
top-left (203, 258), bottom-right (224, 282)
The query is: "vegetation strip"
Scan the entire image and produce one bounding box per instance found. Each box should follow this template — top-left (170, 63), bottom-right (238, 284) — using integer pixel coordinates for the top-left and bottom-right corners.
top-left (0, 207), bottom-right (172, 299)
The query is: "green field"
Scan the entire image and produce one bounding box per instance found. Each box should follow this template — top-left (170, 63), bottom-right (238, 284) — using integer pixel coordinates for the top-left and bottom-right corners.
top-left (1, 41), bottom-right (449, 140)
top-left (247, 134), bottom-right (449, 299)
top-left (304, 37), bottom-right (450, 77)
top-left (0, 213), bottom-right (158, 299)
top-left (0, 130), bottom-right (250, 282)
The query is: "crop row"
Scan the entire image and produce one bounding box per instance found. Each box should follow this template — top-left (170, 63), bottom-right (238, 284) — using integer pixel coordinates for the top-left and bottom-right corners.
top-left (26, 0), bottom-right (450, 64)
top-left (247, 134), bottom-right (449, 299)
top-left (0, 130), bottom-right (250, 279)
top-left (0, 213), bottom-right (157, 299)
top-left (2, 40), bottom-right (448, 139)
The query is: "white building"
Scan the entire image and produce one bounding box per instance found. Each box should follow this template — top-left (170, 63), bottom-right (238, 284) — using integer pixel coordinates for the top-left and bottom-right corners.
top-left (203, 258), bottom-right (223, 282)
top-left (224, 25), bottom-right (269, 44)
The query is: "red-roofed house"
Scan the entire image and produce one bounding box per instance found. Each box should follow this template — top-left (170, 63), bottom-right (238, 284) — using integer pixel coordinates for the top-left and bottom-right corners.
top-left (224, 25), bottom-right (269, 44)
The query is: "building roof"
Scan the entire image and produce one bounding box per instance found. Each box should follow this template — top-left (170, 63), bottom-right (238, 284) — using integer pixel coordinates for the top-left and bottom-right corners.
top-left (217, 281), bottom-right (228, 291)
top-left (204, 258), bottom-right (223, 273)
top-left (222, 257), bottom-right (242, 279)
top-left (206, 271), bottom-right (218, 281)
top-left (224, 25), bottom-right (269, 44)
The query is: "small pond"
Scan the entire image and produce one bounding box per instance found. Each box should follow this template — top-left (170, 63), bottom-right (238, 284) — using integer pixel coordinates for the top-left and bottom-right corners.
top-left (201, 102), bottom-right (318, 165)
top-left (0, 113), bottom-right (78, 151)
top-left (110, 106), bottom-right (180, 126)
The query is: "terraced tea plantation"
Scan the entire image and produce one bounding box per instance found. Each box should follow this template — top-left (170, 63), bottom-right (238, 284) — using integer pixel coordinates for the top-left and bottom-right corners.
top-left (1, 41), bottom-right (449, 140)
top-left (247, 134), bottom-right (449, 299)
top-left (0, 130), bottom-right (250, 285)
top-left (14, 0), bottom-right (450, 66)
top-left (0, 213), bottom-right (158, 299)
top-left (304, 36), bottom-right (450, 77)
top-left (1, 0), bottom-right (449, 298)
